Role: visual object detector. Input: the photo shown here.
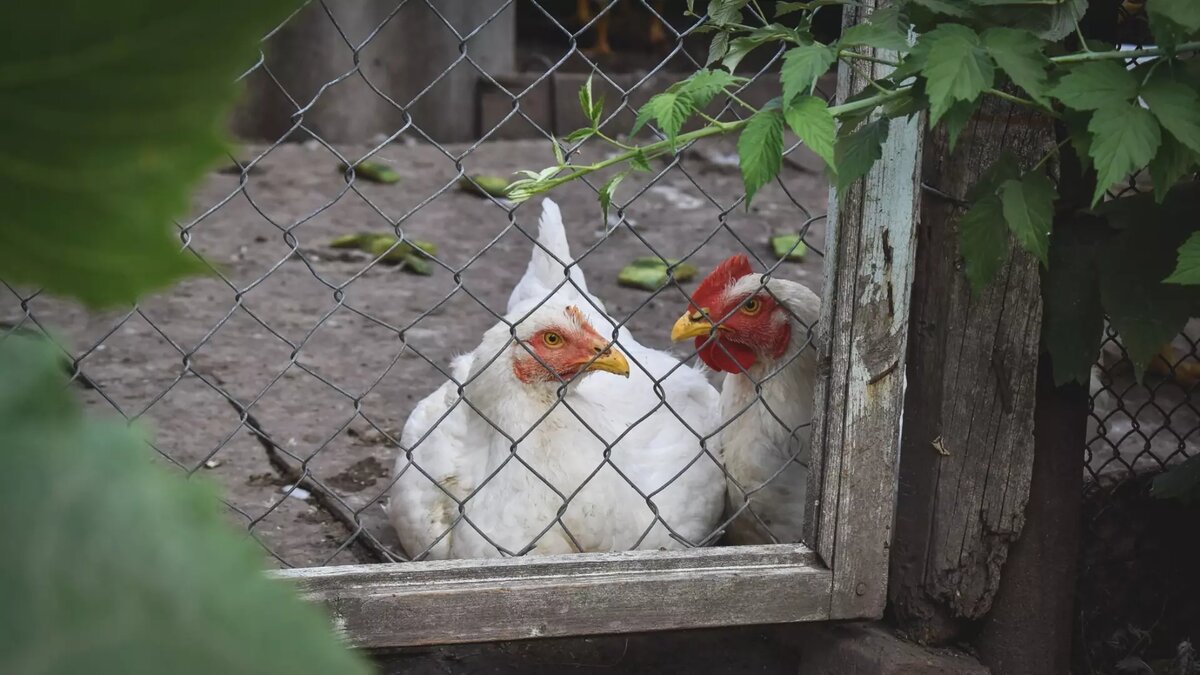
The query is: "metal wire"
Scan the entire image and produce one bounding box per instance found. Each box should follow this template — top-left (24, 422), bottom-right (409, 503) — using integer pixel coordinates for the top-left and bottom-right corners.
top-left (0, 0), bottom-right (830, 568)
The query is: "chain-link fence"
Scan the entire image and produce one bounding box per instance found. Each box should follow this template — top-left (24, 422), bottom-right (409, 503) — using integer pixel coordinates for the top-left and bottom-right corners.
top-left (1077, 9), bottom-right (1200, 668)
top-left (0, 1), bottom-right (834, 569)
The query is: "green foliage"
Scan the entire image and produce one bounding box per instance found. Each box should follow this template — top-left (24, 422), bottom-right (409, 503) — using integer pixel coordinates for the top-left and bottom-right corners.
top-left (999, 170), bottom-right (1055, 266)
top-left (834, 118), bottom-right (889, 191)
top-left (982, 27), bottom-right (1050, 105)
top-left (1140, 71), bottom-right (1200, 157)
top-left (1041, 216), bottom-right (1105, 386)
top-left (631, 91), bottom-right (695, 144)
top-left (959, 195), bottom-right (1010, 293)
top-left (0, 3), bottom-right (374, 671)
top-left (0, 2), bottom-right (309, 308)
top-left (1050, 61), bottom-right (1138, 111)
top-left (738, 107), bottom-right (786, 205)
top-left (514, 0), bottom-right (1200, 394)
top-left (783, 95), bottom-right (837, 170)
top-left (0, 337), bottom-right (371, 675)
top-left (781, 43), bottom-right (837, 103)
top-left (1087, 104), bottom-right (1162, 205)
top-left (920, 24), bottom-right (995, 125)
top-left (1152, 454), bottom-right (1200, 504)
top-left (599, 172), bottom-right (627, 223)
top-left (1165, 232), bottom-right (1200, 285)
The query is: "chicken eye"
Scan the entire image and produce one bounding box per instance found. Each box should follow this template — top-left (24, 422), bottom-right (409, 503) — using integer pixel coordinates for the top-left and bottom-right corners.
top-left (741, 298), bottom-right (762, 315)
top-left (542, 332), bottom-right (565, 348)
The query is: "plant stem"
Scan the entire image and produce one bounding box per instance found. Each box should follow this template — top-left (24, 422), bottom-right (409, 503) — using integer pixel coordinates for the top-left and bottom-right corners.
top-left (1050, 40), bottom-right (1200, 64)
top-left (534, 86), bottom-right (911, 192)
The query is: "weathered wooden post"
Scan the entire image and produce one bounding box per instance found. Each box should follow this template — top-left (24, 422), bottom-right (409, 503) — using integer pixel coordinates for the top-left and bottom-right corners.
top-left (887, 86), bottom-right (1057, 651)
top-left (233, 0), bottom-right (514, 143)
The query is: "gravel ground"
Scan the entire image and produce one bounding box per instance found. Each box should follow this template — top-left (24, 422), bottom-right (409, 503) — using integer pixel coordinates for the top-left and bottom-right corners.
top-left (2, 136), bottom-right (829, 568)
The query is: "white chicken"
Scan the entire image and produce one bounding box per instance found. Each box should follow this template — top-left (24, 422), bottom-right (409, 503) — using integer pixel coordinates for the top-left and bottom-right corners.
top-left (670, 254), bottom-right (821, 545)
top-left (388, 199), bottom-right (724, 560)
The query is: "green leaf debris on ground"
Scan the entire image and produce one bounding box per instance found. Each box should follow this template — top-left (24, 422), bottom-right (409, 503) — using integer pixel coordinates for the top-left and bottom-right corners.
top-left (617, 257), bottom-right (699, 291)
top-left (329, 233), bottom-right (437, 275)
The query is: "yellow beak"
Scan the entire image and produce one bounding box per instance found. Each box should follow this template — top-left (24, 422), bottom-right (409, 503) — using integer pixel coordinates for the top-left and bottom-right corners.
top-left (584, 344), bottom-right (631, 378)
top-left (671, 312), bottom-right (716, 342)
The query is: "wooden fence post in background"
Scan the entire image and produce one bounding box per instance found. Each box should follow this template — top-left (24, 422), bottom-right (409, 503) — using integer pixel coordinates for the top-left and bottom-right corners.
top-left (887, 90), bottom-right (1054, 643)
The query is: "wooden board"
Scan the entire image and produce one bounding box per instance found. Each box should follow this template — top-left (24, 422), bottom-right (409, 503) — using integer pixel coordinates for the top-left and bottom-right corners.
top-left (277, 544), bottom-right (832, 647)
top-left (806, 0), bottom-right (923, 620)
top-left (888, 90), bottom-right (1051, 642)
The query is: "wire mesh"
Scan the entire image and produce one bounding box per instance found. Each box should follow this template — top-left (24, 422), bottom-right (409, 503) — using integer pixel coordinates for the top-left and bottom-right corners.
top-left (0, 0), bottom-right (834, 568)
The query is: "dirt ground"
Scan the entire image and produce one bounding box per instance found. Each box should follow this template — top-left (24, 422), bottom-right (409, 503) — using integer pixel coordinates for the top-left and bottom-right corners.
top-left (1, 136), bottom-right (829, 568)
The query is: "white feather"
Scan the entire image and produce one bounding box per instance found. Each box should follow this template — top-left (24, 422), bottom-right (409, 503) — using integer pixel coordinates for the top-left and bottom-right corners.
top-left (716, 274), bottom-right (821, 545)
top-left (389, 199), bottom-right (724, 559)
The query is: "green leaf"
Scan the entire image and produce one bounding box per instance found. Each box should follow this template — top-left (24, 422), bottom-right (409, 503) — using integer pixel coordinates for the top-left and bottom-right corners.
top-left (1097, 190), bottom-right (1200, 376)
top-left (783, 95), bottom-right (837, 170)
top-left (941, 99), bottom-right (979, 152)
top-left (1087, 104), bottom-right (1162, 205)
top-left (834, 118), bottom-right (890, 191)
top-left (975, 0), bottom-right (1086, 41)
top-left (958, 195), bottom-right (1010, 292)
top-left (1049, 61), bottom-right (1137, 111)
top-left (630, 91), bottom-right (695, 142)
top-left (966, 152), bottom-right (1023, 202)
top-left (459, 174), bottom-right (512, 198)
top-left (722, 36), bottom-right (764, 72)
top-left (770, 233), bottom-right (809, 261)
top-left (839, 6), bottom-right (910, 52)
top-left (1148, 0), bottom-right (1200, 35)
top-left (678, 69), bottom-right (740, 108)
top-left (781, 43), bottom-right (837, 103)
top-left (708, 0), bottom-right (748, 25)
top-left (1042, 215), bottom-right (1105, 386)
top-left (1165, 231), bottom-right (1200, 285)
top-left (999, 170), bottom-right (1056, 266)
top-left (1140, 72), bottom-right (1200, 156)
top-left (579, 73), bottom-right (600, 126)
top-left (706, 31), bottom-right (730, 66)
top-left (617, 257), bottom-right (699, 290)
top-left (0, 4), bottom-right (303, 307)
top-left (565, 127), bottom-right (596, 143)
top-left (341, 161), bottom-right (401, 184)
top-left (920, 24), bottom-right (995, 126)
top-left (1148, 132), bottom-right (1197, 203)
top-left (599, 172), bottom-right (626, 223)
top-left (630, 150), bottom-right (654, 173)
top-left (738, 108), bottom-right (785, 205)
top-left (907, 0), bottom-right (975, 18)
top-left (1151, 454), bottom-right (1200, 504)
top-left (0, 337), bottom-right (371, 675)
top-left (982, 27), bottom-right (1051, 105)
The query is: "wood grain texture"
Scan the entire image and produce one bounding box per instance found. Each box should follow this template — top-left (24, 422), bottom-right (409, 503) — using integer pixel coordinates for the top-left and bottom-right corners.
top-left (277, 545), bottom-right (832, 648)
top-left (888, 91), bottom-right (1053, 643)
top-left (805, 0), bottom-right (922, 620)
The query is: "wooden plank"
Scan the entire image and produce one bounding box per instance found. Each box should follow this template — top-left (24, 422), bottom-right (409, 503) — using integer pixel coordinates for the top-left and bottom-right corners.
top-left (806, 0), bottom-right (922, 620)
top-left (276, 544), bottom-right (832, 648)
top-left (888, 91), bottom-right (1051, 642)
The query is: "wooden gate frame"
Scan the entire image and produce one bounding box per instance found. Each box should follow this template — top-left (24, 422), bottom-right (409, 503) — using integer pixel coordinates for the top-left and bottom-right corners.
top-left (276, 2), bottom-right (922, 648)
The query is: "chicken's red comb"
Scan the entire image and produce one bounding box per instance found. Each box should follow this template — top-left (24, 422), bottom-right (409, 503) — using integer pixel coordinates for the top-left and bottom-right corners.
top-left (690, 254), bottom-right (753, 308)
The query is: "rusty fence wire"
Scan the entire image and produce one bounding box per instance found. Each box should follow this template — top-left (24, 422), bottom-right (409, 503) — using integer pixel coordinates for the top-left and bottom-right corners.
top-left (0, 0), bottom-right (833, 568)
